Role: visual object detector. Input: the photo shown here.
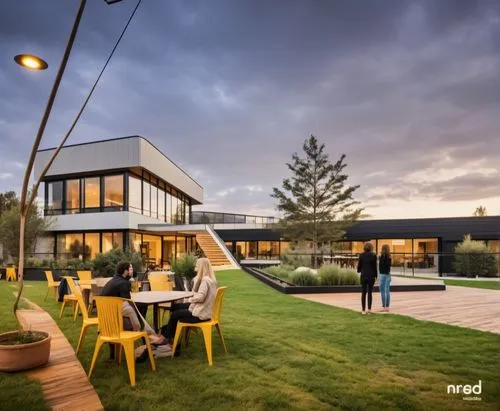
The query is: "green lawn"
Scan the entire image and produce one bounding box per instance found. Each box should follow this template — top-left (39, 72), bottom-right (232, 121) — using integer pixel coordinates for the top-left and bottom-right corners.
top-left (394, 275), bottom-right (500, 290)
top-left (1, 270), bottom-right (500, 410)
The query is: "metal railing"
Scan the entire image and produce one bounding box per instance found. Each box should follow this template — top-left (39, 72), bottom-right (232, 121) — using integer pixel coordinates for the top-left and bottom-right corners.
top-left (192, 211), bottom-right (277, 225)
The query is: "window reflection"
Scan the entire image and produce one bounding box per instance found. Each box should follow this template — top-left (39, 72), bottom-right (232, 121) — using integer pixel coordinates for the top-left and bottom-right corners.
top-left (104, 175), bottom-right (123, 209)
top-left (85, 233), bottom-right (100, 259)
top-left (84, 177), bottom-right (100, 210)
top-left (128, 175), bottom-right (142, 214)
top-left (47, 181), bottom-right (63, 214)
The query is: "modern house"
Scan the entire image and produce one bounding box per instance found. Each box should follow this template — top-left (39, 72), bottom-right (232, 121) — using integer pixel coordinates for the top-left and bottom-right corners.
top-left (34, 136), bottom-right (499, 276)
top-left (34, 136), bottom-right (239, 270)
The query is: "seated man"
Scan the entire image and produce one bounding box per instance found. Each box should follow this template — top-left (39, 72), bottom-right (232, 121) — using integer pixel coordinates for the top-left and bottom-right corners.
top-left (100, 260), bottom-right (166, 345)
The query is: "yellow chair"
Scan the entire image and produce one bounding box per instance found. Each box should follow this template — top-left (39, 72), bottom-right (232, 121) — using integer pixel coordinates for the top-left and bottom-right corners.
top-left (77, 270), bottom-right (92, 285)
top-left (44, 271), bottom-right (60, 301)
top-left (88, 296), bottom-right (156, 387)
top-left (59, 277), bottom-right (79, 320)
top-left (65, 277), bottom-right (99, 354)
top-left (148, 274), bottom-right (173, 325)
top-left (171, 287), bottom-right (228, 366)
top-left (6, 267), bottom-right (17, 282)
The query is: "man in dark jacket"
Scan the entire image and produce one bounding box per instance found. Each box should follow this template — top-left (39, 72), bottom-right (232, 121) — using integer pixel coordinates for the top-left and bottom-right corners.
top-left (357, 243), bottom-right (378, 314)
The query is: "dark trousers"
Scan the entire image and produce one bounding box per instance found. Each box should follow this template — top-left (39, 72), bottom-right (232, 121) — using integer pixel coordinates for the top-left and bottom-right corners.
top-left (161, 309), bottom-right (203, 340)
top-left (361, 276), bottom-right (375, 311)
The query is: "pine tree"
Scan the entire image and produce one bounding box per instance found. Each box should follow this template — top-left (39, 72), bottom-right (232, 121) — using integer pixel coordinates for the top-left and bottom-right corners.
top-left (271, 135), bottom-right (362, 266)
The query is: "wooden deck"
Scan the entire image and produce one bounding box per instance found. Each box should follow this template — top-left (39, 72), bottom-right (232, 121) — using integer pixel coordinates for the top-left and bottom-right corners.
top-left (294, 285), bottom-right (500, 334)
top-left (16, 301), bottom-right (103, 411)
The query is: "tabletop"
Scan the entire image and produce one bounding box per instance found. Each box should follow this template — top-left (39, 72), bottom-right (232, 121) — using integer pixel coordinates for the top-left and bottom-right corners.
top-left (131, 291), bottom-right (193, 304)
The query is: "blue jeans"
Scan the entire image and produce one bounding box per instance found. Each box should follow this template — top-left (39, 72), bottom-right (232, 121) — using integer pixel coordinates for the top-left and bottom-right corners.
top-left (379, 274), bottom-right (391, 308)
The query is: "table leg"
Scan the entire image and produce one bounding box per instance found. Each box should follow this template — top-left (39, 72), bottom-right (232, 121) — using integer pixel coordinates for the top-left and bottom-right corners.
top-left (153, 303), bottom-right (159, 332)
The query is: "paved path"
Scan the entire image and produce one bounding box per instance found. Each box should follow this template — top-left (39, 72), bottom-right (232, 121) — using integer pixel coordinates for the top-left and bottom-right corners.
top-left (294, 285), bottom-right (500, 334)
top-left (16, 299), bottom-right (103, 411)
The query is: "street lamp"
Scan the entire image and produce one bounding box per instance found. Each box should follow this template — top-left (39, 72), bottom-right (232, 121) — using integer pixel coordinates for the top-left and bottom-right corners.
top-left (12, 0), bottom-right (125, 316)
top-left (14, 54), bottom-right (48, 70)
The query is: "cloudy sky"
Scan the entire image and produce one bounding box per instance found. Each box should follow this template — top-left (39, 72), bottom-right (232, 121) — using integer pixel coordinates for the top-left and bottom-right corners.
top-left (1, 0), bottom-right (499, 219)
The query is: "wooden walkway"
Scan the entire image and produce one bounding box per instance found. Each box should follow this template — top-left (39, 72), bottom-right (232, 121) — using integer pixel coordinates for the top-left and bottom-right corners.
top-left (16, 300), bottom-right (103, 411)
top-left (294, 285), bottom-right (500, 334)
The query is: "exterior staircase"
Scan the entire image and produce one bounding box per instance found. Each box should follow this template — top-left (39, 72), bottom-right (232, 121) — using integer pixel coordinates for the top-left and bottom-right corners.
top-left (195, 229), bottom-right (239, 270)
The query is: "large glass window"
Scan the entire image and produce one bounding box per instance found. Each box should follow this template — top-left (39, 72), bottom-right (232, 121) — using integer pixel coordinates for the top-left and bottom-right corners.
top-left (377, 239), bottom-right (412, 268)
top-left (128, 175), bottom-right (142, 214)
top-left (65, 179), bottom-right (80, 214)
top-left (128, 232), bottom-right (142, 253)
top-left (162, 236), bottom-right (176, 267)
top-left (47, 181), bottom-right (63, 214)
top-left (352, 240), bottom-right (376, 254)
top-left (102, 232), bottom-right (124, 253)
top-left (236, 242), bottom-right (247, 260)
top-left (158, 188), bottom-right (165, 222)
top-left (143, 234), bottom-right (161, 269)
top-left (57, 233), bottom-right (84, 259)
top-left (150, 184), bottom-right (158, 219)
top-left (84, 177), bottom-right (100, 210)
top-left (104, 175), bottom-right (123, 210)
top-left (185, 201), bottom-right (190, 224)
top-left (176, 236), bottom-right (186, 259)
top-left (85, 233), bottom-right (100, 259)
top-left (413, 238), bottom-right (438, 269)
top-left (166, 192), bottom-right (172, 223)
top-left (143, 180), bottom-right (150, 216)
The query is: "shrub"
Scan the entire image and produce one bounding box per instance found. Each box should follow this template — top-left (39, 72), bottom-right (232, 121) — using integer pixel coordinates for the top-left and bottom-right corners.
top-left (172, 254), bottom-right (197, 290)
top-left (263, 265), bottom-right (293, 279)
top-left (318, 264), bottom-right (360, 285)
top-left (281, 253), bottom-right (312, 269)
top-left (290, 270), bottom-right (319, 286)
top-left (454, 235), bottom-right (498, 277)
top-left (92, 247), bottom-right (143, 277)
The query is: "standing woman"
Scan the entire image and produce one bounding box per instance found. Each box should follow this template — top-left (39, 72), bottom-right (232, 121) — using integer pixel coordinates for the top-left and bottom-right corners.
top-left (379, 244), bottom-right (392, 312)
top-left (357, 242), bottom-right (377, 314)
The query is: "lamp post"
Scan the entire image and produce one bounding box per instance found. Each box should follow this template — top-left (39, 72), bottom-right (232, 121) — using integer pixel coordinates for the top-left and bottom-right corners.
top-left (13, 0), bottom-right (123, 315)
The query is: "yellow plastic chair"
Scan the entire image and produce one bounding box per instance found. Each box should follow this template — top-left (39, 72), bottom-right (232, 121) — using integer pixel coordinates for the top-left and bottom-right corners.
top-left (77, 270), bottom-right (92, 285)
top-left (44, 271), bottom-right (60, 301)
top-left (148, 274), bottom-right (173, 325)
top-left (66, 277), bottom-right (99, 354)
top-left (171, 287), bottom-right (228, 366)
top-left (6, 267), bottom-right (17, 282)
top-left (59, 277), bottom-right (79, 320)
top-left (88, 296), bottom-right (156, 387)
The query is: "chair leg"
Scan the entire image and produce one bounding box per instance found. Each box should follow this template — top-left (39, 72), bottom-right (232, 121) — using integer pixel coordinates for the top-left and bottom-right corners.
top-left (171, 324), bottom-right (184, 359)
top-left (122, 341), bottom-right (136, 387)
top-left (144, 336), bottom-right (156, 371)
top-left (200, 326), bottom-right (213, 366)
top-left (73, 302), bottom-right (79, 321)
top-left (59, 301), bottom-right (67, 318)
top-left (184, 328), bottom-right (191, 347)
top-left (76, 323), bottom-right (89, 354)
top-left (44, 288), bottom-right (49, 301)
top-left (88, 339), bottom-right (104, 380)
top-left (215, 323), bottom-right (227, 353)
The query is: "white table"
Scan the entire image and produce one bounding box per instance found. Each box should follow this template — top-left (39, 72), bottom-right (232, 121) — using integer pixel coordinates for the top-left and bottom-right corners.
top-left (131, 291), bottom-right (193, 330)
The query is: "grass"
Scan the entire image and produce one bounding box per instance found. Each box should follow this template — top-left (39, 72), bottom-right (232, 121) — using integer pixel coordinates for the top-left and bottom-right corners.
top-left (0, 283), bottom-right (50, 411)
top-left (1, 270), bottom-right (500, 410)
top-left (394, 275), bottom-right (500, 290)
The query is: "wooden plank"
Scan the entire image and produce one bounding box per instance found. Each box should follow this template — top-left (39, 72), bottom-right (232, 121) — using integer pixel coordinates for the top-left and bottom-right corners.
top-left (16, 303), bottom-right (104, 411)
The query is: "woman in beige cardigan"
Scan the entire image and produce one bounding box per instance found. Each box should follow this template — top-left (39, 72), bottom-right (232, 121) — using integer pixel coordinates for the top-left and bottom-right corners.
top-left (160, 257), bottom-right (217, 355)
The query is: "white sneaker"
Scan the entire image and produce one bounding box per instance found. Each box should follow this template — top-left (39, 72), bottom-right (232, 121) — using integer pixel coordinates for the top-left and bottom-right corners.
top-left (154, 344), bottom-right (172, 358)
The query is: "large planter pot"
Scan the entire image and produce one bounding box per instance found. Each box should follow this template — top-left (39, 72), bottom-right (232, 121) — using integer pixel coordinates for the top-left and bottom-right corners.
top-left (0, 331), bottom-right (51, 372)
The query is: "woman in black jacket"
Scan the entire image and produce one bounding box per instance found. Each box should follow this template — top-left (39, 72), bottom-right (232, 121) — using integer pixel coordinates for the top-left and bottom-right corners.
top-left (357, 242), bottom-right (377, 314)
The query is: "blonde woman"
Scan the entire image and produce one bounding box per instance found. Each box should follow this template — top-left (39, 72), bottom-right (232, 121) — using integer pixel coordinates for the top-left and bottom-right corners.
top-left (379, 244), bottom-right (392, 312)
top-left (160, 258), bottom-right (217, 355)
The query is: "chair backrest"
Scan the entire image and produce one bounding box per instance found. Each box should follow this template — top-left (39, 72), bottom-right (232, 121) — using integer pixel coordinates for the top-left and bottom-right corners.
top-left (6, 267), bottom-right (16, 280)
top-left (65, 277), bottom-right (89, 321)
top-left (94, 296), bottom-right (125, 339)
top-left (212, 287), bottom-right (227, 323)
top-left (148, 273), bottom-right (172, 291)
top-left (45, 271), bottom-right (56, 287)
top-left (77, 270), bottom-right (92, 282)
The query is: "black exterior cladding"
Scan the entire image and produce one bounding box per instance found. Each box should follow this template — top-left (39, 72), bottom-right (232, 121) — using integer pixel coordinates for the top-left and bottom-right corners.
top-left (216, 216), bottom-right (500, 275)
